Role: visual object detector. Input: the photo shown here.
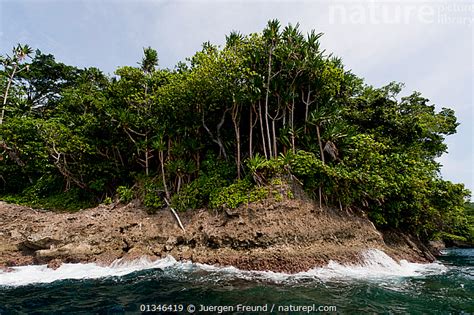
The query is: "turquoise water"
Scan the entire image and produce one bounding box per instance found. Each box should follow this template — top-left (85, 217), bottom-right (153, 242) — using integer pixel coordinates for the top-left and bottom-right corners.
top-left (0, 248), bottom-right (472, 314)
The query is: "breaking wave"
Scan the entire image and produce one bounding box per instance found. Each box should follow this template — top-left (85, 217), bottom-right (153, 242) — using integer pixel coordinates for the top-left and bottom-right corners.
top-left (0, 249), bottom-right (447, 287)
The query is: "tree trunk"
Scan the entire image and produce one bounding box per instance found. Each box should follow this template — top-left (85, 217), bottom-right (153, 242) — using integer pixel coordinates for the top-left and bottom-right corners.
top-left (291, 97), bottom-right (295, 153)
top-left (258, 100), bottom-right (268, 159)
top-left (231, 102), bottom-right (241, 179)
top-left (316, 124), bottom-right (325, 164)
top-left (195, 152), bottom-right (200, 173)
top-left (316, 124), bottom-right (324, 209)
top-left (145, 135), bottom-right (149, 176)
top-left (202, 109), bottom-right (228, 159)
top-left (236, 126), bottom-right (241, 179)
top-left (272, 119), bottom-right (277, 158)
top-left (264, 49), bottom-right (273, 158)
top-left (319, 186), bottom-right (322, 209)
top-left (249, 104), bottom-right (254, 159)
top-left (0, 64), bottom-right (18, 125)
top-left (159, 150), bottom-right (170, 200)
top-left (177, 175), bottom-right (182, 193)
top-left (302, 85), bottom-right (314, 134)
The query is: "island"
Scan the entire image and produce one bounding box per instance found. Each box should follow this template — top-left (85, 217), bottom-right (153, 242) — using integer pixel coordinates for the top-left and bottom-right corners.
top-left (1, 20), bottom-right (472, 272)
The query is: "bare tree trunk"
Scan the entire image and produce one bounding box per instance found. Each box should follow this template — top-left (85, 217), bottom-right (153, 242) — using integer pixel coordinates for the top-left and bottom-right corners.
top-left (231, 102), bottom-right (241, 179)
top-left (264, 47), bottom-right (273, 158)
top-left (202, 109), bottom-right (229, 159)
top-left (177, 175), bottom-right (182, 193)
top-left (291, 97), bottom-right (295, 153)
top-left (258, 100), bottom-right (268, 159)
top-left (249, 104), bottom-right (253, 159)
top-left (236, 127), bottom-right (241, 178)
top-left (248, 103), bottom-right (259, 159)
top-left (163, 198), bottom-right (185, 233)
top-left (0, 64), bottom-right (18, 125)
top-left (318, 186), bottom-right (322, 209)
top-left (272, 119), bottom-right (277, 158)
top-left (302, 86), bottom-right (314, 134)
top-left (159, 150), bottom-right (170, 200)
top-left (268, 95), bottom-right (284, 158)
top-left (316, 124), bottom-right (325, 209)
top-left (316, 124), bottom-right (325, 164)
top-left (144, 135), bottom-right (149, 176)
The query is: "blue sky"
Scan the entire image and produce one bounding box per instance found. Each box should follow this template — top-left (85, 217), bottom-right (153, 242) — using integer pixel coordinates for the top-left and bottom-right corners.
top-left (1, 0), bottom-right (473, 192)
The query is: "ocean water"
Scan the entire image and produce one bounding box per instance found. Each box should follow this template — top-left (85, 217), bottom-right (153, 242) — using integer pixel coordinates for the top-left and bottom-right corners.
top-left (0, 248), bottom-right (472, 314)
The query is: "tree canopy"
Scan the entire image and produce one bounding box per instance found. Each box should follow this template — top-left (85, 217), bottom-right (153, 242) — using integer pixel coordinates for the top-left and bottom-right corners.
top-left (0, 20), bottom-right (471, 243)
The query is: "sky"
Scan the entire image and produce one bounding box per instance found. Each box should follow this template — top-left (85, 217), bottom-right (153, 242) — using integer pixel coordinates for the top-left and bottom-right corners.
top-left (1, 0), bottom-right (473, 192)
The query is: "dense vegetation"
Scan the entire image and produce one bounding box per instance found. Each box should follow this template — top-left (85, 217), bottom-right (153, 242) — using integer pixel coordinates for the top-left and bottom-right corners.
top-left (1, 21), bottom-right (472, 243)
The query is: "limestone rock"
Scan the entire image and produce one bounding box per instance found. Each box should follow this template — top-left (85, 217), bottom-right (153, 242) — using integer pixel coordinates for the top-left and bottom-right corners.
top-left (21, 234), bottom-right (62, 250)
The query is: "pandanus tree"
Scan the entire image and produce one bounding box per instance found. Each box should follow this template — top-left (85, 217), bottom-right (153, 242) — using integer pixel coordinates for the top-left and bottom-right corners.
top-left (109, 47), bottom-right (162, 176)
top-left (223, 34), bottom-right (258, 178)
top-left (301, 30), bottom-right (324, 134)
top-left (1, 44), bottom-right (33, 124)
top-left (0, 44), bottom-right (34, 181)
top-left (262, 19), bottom-right (280, 159)
top-left (277, 23), bottom-right (305, 154)
top-left (138, 47), bottom-right (159, 176)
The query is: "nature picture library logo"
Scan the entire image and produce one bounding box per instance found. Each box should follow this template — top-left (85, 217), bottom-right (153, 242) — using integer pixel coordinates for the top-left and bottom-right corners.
top-left (329, 0), bottom-right (474, 25)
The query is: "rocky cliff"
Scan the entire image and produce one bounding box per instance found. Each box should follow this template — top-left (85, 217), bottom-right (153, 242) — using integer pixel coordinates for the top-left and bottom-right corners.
top-left (0, 199), bottom-right (435, 272)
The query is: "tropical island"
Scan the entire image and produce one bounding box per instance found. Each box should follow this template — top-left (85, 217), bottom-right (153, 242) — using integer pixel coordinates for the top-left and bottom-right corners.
top-left (1, 20), bottom-right (472, 271)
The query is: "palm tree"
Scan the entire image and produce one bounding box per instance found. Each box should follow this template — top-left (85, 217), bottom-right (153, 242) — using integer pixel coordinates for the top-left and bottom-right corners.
top-left (139, 46), bottom-right (158, 75)
top-left (1, 44), bottom-right (33, 124)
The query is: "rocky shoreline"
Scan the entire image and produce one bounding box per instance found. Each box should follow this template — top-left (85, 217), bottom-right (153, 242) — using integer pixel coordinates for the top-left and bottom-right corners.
top-left (0, 200), bottom-right (436, 273)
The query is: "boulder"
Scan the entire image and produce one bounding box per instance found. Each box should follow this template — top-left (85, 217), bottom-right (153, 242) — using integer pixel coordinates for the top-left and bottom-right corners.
top-left (21, 233), bottom-right (62, 250)
top-left (36, 243), bottom-right (96, 260)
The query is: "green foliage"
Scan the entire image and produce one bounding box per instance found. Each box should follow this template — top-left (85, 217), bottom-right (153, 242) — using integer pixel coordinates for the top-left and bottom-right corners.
top-left (1, 24), bottom-right (471, 243)
top-left (103, 196), bottom-right (112, 205)
top-left (440, 232), bottom-right (468, 243)
top-left (1, 187), bottom-right (95, 212)
top-left (116, 186), bottom-right (133, 203)
top-left (246, 153), bottom-right (286, 185)
top-left (171, 154), bottom-right (234, 211)
top-left (209, 179), bottom-right (270, 210)
top-left (135, 177), bottom-right (165, 212)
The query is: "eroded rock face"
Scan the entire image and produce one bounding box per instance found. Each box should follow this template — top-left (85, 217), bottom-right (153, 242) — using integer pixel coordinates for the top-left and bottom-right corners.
top-left (21, 235), bottom-right (63, 251)
top-left (0, 200), bottom-right (434, 273)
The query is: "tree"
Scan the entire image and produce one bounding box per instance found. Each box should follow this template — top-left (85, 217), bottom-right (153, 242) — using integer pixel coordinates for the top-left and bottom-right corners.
top-left (1, 22), bottom-right (470, 243)
top-left (1, 44), bottom-right (33, 124)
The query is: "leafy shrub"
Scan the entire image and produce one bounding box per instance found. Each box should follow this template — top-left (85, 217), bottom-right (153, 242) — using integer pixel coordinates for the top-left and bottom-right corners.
top-left (171, 174), bottom-right (228, 211)
top-left (2, 187), bottom-right (95, 212)
top-left (128, 176), bottom-right (166, 212)
top-left (209, 179), bottom-right (272, 210)
top-left (143, 181), bottom-right (165, 209)
top-left (22, 174), bottom-right (63, 199)
top-left (117, 186), bottom-right (133, 203)
top-left (246, 153), bottom-right (285, 185)
top-left (440, 232), bottom-right (468, 243)
top-left (103, 196), bottom-right (112, 205)
top-left (171, 153), bottom-right (234, 211)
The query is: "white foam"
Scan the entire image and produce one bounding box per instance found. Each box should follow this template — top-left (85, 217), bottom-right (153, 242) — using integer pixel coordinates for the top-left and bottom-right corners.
top-left (176, 249), bottom-right (447, 283)
top-left (293, 249), bottom-right (447, 281)
top-left (0, 256), bottom-right (177, 287)
top-left (0, 249), bottom-right (447, 287)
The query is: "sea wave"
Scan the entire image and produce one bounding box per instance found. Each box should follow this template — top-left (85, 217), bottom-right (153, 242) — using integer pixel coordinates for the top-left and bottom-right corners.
top-left (0, 249), bottom-right (447, 287)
